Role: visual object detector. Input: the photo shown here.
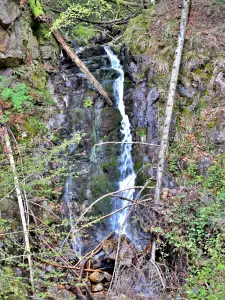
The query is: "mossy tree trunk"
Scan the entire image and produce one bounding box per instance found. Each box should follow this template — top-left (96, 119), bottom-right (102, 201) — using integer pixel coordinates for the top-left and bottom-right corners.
top-left (154, 0), bottom-right (191, 203)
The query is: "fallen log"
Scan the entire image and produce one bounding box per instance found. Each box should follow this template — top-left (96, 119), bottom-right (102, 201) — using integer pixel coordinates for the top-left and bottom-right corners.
top-left (28, 1), bottom-right (113, 107)
top-left (52, 30), bottom-right (113, 107)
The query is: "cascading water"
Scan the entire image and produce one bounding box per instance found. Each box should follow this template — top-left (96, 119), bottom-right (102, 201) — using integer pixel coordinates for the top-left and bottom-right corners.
top-left (104, 46), bottom-right (136, 234)
top-left (63, 176), bottom-right (82, 255)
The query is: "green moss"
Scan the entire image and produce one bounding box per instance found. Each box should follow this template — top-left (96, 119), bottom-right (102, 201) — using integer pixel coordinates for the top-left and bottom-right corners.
top-left (122, 7), bottom-right (155, 54)
top-left (51, 132), bottom-right (60, 143)
top-left (192, 63), bottom-right (213, 82)
top-left (34, 24), bottom-right (52, 44)
top-left (29, 0), bottom-right (44, 18)
top-left (91, 174), bottom-right (109, 198)
top-left (24, 117), bottom-right (47, 137)
top-left (102, 157), bottom-right (117, 172)
top-left (136, 127), bottom-right (146, 137)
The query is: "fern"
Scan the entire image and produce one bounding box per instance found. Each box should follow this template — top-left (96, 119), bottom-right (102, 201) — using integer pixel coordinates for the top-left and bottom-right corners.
top-left (1, 83), bottom-right (34, 112)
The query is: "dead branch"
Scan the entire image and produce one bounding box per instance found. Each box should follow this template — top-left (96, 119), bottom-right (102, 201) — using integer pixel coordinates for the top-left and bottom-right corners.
top-left (94, 141), bottom-right (159, 148)
top-left (62, 186), bottom-right (154, 247)
top-left (75, 232), bottom-right (114, 267)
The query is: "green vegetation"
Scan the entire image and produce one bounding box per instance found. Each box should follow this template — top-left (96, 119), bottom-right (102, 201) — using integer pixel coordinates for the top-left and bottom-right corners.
top-left (122, 8), bottom-right (154, 54)
top-left (83, 96), bottom-right (93, 108)
top-left (136, 127), bottom-right (146, 137)
top-left (51, 0), bottom-right (113, 31)
top-left (29, 0), bottom-right (44, 18)
top-left (74, 25), bottom-right (98, 46)
top-left (1, 83), bottom-right (34, 112)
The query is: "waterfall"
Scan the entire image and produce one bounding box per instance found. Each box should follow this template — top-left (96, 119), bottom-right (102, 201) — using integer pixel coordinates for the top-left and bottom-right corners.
top-left (63, 176), bottom-right (82, 255)
top-left (104, 46), bottom-right (136, 234)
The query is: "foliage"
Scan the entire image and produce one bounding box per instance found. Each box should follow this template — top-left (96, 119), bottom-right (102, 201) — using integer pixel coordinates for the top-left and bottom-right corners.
top-left (136, 127), bottom-right (146, 137)
top-left (163, 195), bottom-right (225, 299)
top-left (1, 83), bottom-right (34, 112)
top-left (0, 76), bottom-right (45, 114)
top-left (29, 0), bottom-right (44, 18)
top-left (203, 156), bottom-right (225, 197)
top-left (83, 97), bottom-right (93, 108)
top-left (51, 0), bottom-right (113, 31)
top-left (73, 25), bottom-right (98, 46)
top-left (0, 266), bottom-right (29, 300)
top-left (122, 8), bottom-right (154, 54)
top-left (0, 134), bottom-right (82, 198)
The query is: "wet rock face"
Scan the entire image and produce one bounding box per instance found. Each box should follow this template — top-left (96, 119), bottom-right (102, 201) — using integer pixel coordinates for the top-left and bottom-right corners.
top-left (0, 0), bottom-right (22, 68)
top-left (122, 47), bottom-right (160, 172)
top-left (50, 46), bottom-right (123, 241)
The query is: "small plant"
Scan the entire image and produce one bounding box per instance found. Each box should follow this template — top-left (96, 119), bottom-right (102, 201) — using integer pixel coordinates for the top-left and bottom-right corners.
top-left (1, 83), bottom-right (34, 112)
top-left (136, 127), bottom-right (146, 137)
top-left (84, 97), bottom-right (92, 108)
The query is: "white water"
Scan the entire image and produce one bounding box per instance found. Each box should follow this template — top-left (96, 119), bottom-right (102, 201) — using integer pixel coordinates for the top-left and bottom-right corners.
top-left (63, 176), bottom-right (82, 255)
top-left (104, 46), bottom-right (136, 234)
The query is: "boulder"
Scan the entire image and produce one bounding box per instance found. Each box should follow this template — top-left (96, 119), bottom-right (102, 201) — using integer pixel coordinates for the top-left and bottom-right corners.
top-left (103, 272), bottom-right (112, 282)
top-left (27, 30), bottom-right (40, 60)
top-left (95, 107), bottom-right (122, 139)
top-left (89, 271), bottom-right (105, 284)
top-left (198, 157), bottom-right (213, 176)
top-left (0, 0), bottom-right (22, 68)
top-left (48, 286), bottom-right (76, 299)
top-left (91, 283), bottom-right (104, 292)
top-left (102, 239), bottom-right (118, 260)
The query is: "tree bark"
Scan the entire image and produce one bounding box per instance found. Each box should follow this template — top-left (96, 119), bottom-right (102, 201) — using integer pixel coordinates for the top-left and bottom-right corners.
top-left (154, 0), bottom-right (191, 203)
top-left (0, 123), bottom-right (34, 291)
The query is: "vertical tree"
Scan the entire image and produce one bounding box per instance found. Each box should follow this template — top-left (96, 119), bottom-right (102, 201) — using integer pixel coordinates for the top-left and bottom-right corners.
top-left (0, 109), bottom-right (34, 291)
top-left (154, 0), bottom-right (191, 203)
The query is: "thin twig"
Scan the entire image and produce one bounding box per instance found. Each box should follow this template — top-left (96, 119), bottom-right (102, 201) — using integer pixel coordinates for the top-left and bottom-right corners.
top-left (61, 186), bottom-right (153, 248)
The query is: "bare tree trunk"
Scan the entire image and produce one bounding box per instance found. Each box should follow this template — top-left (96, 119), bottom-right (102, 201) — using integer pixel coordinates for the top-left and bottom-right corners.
top-left (154, 0), bottom-right (191, 203)
top-left (2, 126), bottom-right (34, 291)
top-left (52, 30), bottom-right (113, 106)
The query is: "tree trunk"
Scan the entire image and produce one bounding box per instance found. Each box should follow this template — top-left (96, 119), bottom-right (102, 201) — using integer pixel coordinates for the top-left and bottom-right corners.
top-left (0, 123), bottom-right (34, 291)
top-left (154, 0), bottom-right (191, 203)
top-left (52, 30), bottom-right (113, 106)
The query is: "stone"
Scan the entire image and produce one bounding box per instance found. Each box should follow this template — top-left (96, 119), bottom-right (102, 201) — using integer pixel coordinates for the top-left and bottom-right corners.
top-left (178, 84), bottom-right (195, 98)
top-left (103, 272), bottom-right (112, 282)
top-left (0, 0), bottom-right (20, 27)
top-left (96, 107), bottom-right (122, 139)
top-left (102, 239), bottom-right (118, 260)
top-left (27, 30), bottom-right (40, 60)
top-left (207, 109), bottom-right (225, 147)
top-left (0, 1), bottom-right (22, 68)
top-left (215, 72), bottom-right (225, 96)
top-left (89, 271), bottom-right (105, 283)
top-left (40, 45), bottom-right (57, 61)
top-left (47, 114), bottom-right (66, 131)
top-left (170, 189), bottom-right (177, 197)
top-left (91, 283), bottom-right (104, 292)
top-left (0, 68), bottom-right (13, 77)
top-left (115, 236), bottom-right (135, 267)
top-left (198, 157), bottom-right (213, 176)
top-left (48, 286), bottom-right (76, 299)
top-left (162, 188), bottom-right (169, 200)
